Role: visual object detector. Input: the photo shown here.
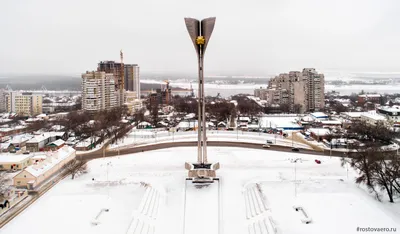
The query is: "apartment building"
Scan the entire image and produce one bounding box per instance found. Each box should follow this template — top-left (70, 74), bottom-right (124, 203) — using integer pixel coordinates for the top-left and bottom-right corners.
top-left (0, 89), bottom-right (8, 113)
top-left (81, 71), bottom-right (118, 112)
top-left (124, 64), bottom-right (141, 99)
top-left (5, 92), bottom-right (43, 116)
top-left (256, 68), bottom-right (324, 113)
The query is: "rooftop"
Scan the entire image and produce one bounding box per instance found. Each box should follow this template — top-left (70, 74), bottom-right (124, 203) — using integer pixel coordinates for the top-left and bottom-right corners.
top-left (0, 154), bottom-right (32, 163)
top-left (47, 139), bottom-right (65, 147)
top-left (308, 128), bottom-right (331, 136)
top-left (359, 94), bottom-right (381, 98)
top-left (361, 113), bottom-right (387, 121)
top-left (310, 112), bottom-right (328, 118)
top-left (25, 146), bottom-right (75, 177)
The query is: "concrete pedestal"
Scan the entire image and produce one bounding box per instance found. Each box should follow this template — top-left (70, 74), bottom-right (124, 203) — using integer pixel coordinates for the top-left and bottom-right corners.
top-left (185, 162), bottom-right (220, 183)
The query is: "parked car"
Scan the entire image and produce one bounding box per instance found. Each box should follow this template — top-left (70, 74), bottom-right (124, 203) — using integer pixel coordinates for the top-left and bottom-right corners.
top-left (266, 140), bottom-right (273, 144)
top-left (291, 148), bottom-right (300, 152)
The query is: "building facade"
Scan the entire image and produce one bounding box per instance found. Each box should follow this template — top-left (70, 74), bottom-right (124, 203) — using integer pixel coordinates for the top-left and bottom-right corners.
top-left (6, 92), bottom-right (42, 116)
top-left (81, 71), bottom-right (118, 112)
top-left (258, 68), bottom-right (324, 113)
top-left (124, 64), bottom-right (140, 99)
top-left (0, 89), bottom-right (8, 113)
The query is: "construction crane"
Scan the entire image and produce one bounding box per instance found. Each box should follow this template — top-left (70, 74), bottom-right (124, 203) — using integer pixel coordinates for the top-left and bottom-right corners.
top-left (190, 82), bottom-right (194, 97)
top-left (163, 80), bottom-right (170, 105)
top-left (120, 50), bottom-right (124, 105)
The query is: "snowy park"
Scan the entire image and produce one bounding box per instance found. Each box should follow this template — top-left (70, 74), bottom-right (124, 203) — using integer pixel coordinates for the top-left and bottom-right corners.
top-left (1, 147), bottom-right (399, 234)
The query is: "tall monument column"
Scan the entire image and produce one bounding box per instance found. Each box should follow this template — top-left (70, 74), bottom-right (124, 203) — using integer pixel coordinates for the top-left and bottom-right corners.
top-left (184, 17), bottom-right (220, 183)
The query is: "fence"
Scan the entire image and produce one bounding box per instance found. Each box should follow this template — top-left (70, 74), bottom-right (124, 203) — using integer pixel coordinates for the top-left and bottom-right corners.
top-left (0, 189), bottom-right (28, 217)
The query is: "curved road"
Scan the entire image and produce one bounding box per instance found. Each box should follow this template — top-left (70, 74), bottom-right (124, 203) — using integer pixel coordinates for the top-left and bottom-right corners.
top-left (77, 141), bottom-right (348, 161)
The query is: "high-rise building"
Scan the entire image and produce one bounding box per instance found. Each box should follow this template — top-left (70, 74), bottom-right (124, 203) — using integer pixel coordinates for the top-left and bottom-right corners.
top-left (258, 68), bottom-right (324, 113)
top-left (81, 71), bottom-right (117, 112)
top-left (124, 64), bottom-right (140, 99)
top-left (97, 61), bottom-right (124, 106)
top-left (6, 92), bottom-right (42, 116)
top-left (0, 89), bottom-right (8, 113)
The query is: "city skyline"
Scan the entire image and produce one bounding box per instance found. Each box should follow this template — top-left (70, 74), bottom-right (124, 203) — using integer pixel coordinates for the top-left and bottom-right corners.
top-left (1, 0), bottom-right (400, 76)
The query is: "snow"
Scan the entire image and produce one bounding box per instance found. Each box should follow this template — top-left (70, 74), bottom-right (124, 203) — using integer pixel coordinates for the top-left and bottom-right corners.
top-left (184, 181), bottom-right (219, 234)
top-left (308, 128), bottom-right (331, 136)
top-left (310, 112), bottom-right (328, 119)
top-left (25, 146), bottom-right (75, 177)
top-left (259, 116), bottom-right (302, 129)
top-left (361, 113), bottom-right (387, 121)
top-left (0, 154), bottom-right (31, 163)
top-left (48, 139), bottom-right (65, 146)
top-left (109, 130), bottom-right (312, 150)
top-left (2, 147), bottom-right (400, 234)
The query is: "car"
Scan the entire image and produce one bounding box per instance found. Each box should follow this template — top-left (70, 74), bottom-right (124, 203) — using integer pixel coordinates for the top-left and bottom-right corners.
top-left (262, 144), bottom-right (270, 148)
top-left (291, 148), bottom-right (300, 152)
top-left (266, 140), bottom-right (273, 144)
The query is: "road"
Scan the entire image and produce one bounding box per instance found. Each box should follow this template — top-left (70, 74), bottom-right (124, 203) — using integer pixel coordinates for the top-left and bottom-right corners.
top-left (77, 141), bottom-right (348, 161)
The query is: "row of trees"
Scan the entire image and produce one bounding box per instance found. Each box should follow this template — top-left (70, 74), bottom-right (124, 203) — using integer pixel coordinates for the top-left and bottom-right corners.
top-left (336, 121), bottom-right (400, 203)
top-left (55, 106), bottom-right (130, 145)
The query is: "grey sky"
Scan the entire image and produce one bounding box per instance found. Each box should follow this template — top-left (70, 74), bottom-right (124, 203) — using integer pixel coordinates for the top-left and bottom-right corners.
top-left (0, 0), bottom-right (399, 76)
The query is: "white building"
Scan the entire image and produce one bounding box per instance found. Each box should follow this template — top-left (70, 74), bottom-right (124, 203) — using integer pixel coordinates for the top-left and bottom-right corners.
top-left (13, 146), bottom-right (76, 189)
top-left (360, 113), bottom-right (387, 125)
top-left (81, 71), bottom-right (118, 112)
top-left (264, 68), bottom-right (325, 113)
top-left (5, 91), bottom-right (42, 116)
top-left (376, 106), bottom-right (400, 124)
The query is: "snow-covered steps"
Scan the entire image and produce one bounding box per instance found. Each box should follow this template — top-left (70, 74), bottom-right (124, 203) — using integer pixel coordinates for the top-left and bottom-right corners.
top-left (244, 184), bottom-right (279, 234)
top-left (244, 186), bottom-right (268, 219)
top-left (126, 186), bottom-right (162, 234)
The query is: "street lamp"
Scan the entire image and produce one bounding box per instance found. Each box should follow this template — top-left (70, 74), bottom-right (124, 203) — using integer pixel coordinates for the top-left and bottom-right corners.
top-left (293, 158), bottom-right (301, 197)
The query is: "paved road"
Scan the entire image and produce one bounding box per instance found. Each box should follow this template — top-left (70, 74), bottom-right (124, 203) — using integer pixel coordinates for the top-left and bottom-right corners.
top-left (77, 141), bottom-right (348, 161)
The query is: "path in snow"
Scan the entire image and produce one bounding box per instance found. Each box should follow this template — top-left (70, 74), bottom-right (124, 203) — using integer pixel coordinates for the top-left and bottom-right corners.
top-left (183, 180), bottom-right (220, 234)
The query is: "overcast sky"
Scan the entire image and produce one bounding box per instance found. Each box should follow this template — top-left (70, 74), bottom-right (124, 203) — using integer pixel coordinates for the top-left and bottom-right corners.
top-left (0, 0), bottom-right (399, 76)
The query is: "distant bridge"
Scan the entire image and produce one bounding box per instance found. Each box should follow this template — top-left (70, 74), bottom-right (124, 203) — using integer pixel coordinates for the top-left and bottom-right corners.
top-left (5, 85), bottom-right (80, 96)
top-left (20, 90), bottom-right (81, 96)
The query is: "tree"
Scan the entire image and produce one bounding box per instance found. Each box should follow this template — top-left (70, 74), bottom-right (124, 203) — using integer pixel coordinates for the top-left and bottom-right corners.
top-left (149, 103), bottom-right (160, 127)
top-left (332, 103), bottom-right (348, 114)
top-left (279, 103), bottom-right (290, 113)
top-left (293, 104), bottom-right (303, 114)
top-left (63, 159), bottom-right (88, 180)
top-left (342, 121), bottom-right (400, 202)
top-left (0, 172), bottom-right (10, 200)
top-left (371, 152), bottom-right (400, 203)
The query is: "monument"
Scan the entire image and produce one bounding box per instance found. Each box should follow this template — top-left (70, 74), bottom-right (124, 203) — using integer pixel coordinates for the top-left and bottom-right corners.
top-left (184, 17), bottom-right (220, 183)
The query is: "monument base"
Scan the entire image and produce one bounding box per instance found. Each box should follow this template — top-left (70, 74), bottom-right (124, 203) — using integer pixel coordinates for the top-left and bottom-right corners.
top-left (185, 162), bottom-right (220, 183)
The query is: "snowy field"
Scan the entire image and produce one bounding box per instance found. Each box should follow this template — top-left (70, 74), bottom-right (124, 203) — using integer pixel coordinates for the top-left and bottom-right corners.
top-left (2, 147), bottom-right (400, 234)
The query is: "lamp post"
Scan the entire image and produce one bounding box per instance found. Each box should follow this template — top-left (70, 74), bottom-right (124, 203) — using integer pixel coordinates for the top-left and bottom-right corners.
top-left (185, 17), bottom-right (216, 165)
top-left (294, 158), bottom-right (301, 197)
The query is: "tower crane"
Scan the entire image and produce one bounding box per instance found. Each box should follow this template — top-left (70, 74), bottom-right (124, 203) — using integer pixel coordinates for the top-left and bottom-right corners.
top-left (163, 80), bottom-right (170, 105)
top-left (120, 50), bottom-right (124, 104)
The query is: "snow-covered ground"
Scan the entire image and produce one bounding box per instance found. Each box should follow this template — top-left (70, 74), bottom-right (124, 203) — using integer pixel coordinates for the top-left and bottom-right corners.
top-left (259, 116), bottom-right (301, 129)
top-left (2, 147), bottom-right (400, 234)
top-left (109, 130), bottom-right (311, 150)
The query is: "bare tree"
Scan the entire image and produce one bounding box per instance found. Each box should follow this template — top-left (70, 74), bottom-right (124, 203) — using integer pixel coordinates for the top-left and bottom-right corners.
top-left (63, 159), bottom-right (88, 180)
top-left (371, 152), bottom-right (400, 202)
top-left (342, 121), bottom-right (400, 202)
top-left (0, 172), bottom-right (10, 200)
